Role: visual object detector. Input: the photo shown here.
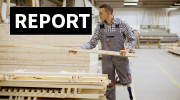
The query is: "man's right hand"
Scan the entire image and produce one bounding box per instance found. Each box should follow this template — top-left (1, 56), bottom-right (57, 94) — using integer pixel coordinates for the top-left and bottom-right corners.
top-left (68, 47), bottom-right (82, 54)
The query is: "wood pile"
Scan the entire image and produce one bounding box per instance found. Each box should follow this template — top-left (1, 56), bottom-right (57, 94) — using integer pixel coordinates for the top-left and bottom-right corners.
top-left (0, 24), bottom-right (98, 73)
top-left (167, 47), bottom-right (180, 55)
top-left (166, 43), bottom-right (180, 55)
top-left (166, 43), bottom-right (179, 49)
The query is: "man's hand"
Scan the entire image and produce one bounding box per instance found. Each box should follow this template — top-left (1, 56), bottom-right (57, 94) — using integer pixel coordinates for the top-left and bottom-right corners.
top-left (68, 47), bottom-right (82, 54)
top-left (119, 49), bottom-right (130, 56)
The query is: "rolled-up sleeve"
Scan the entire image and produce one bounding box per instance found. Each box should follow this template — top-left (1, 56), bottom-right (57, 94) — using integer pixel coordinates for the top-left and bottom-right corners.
top-left (81, 23), bottom-right (101, 49)
top-left (122, 20), bottom-right (137, 50)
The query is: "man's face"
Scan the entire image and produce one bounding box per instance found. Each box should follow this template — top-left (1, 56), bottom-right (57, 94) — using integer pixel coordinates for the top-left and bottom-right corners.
top-left (99, 8), bottom-right (109, 21)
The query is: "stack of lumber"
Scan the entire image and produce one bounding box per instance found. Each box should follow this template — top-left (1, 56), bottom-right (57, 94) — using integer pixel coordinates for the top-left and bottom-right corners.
top-left (0, 24), bottom-right (98, 73)
top-left (0, 71), bottom-right (110, 100)
top-left (165, 43), bottom-right (179, 49)
top-left (165, 43), bottom-right (180, 55)
top-left (167, 47), bottom-right (180, 55)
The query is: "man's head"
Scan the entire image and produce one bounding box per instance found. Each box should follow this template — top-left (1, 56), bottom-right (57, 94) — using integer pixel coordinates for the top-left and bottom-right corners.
top-left (99, 4), bottom-right (113, 21)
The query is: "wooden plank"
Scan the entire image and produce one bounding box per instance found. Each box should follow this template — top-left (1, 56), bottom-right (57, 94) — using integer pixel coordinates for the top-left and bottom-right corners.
top-left (0, 48), bottom-right (90, 56)
top-left (172, 47), bottom-right (180, 51)
top-left (137, 5), bottom-right (171, 8)
top-left (35, 0), bottom-right (39, 7)
top-left (158, 39), bottom-right (161, 49)
top-left (0, 41), bottom-right (138, 57)
top-left (67, 96), bottom-right (107, 100)
top-left (0, 98), bottom-right (107, 100)
top-left (138, 2), bottom-right (174, 5)
top-left (0, 37), bottom-right (89, 42)
top-left (0, 68), bottom-right (89, 73)
top-left (0, 14), bottom-right (2, 24)
top-left (0, 53), bottom-right (90, 59)
top-left (0, 63), bottom-right (90, 67)
top-left (0, 0), bottom-right (3, 23)
top-left (0, 41), bottom-right (64, 50)
top-left (139, 0), bottom-right (177, 1)
top-left (66, 48), bottom-right (139, 57)
top-left (0, 96), bottom-right (107, 100)
top-left (0, 41), bottom-right (87, 47)
top-left (0, 64), bottom-right (90, 68)
top-left (0, 24), bottom-right (9, 28)
top-left (168, 49), bottom-right (180, 55)
top-left (13, 76), bottom-right (107, 82)
top-left (0, 37), bottom-right (89, 43)
top-left (0, 9), bottom-right (2, 23)
top-left (139, 37), bottom-right (162, 40)
top-left (0, 54), bottom-right (90, 59)
top-left (0, 55), bottom-right (90, 60)
top-left (0, 35), bottom-right (90, 38)
top-left (0, 81), bottom-right (105, 89)
top-left (139, 43), bottom-right (159, 46)
top-left (0, 35), bottom-right (91, 40)
top-left (0, 30), bottom-right (10, 35)
top-left (6, 0), bottom-right (10, 16)
top-left (32, 0), bottom-right (35, 7)
top-left (0, 80), bottom-right (107, 85)
top-left (0, 72), bottom-right (107, 77)
top-left (0, 92), bottom-right (100, 99)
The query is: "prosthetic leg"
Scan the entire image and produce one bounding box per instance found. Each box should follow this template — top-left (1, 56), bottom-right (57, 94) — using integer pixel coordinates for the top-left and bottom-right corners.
top-left (127, 84), bottom-right (133, 100)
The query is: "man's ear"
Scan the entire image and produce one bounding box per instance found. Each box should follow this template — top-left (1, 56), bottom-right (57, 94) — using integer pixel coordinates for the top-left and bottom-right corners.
top-left (107, 11), bottom-right (110, 15)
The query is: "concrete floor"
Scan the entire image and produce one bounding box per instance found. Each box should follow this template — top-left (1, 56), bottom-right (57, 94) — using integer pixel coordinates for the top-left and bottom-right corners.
top-left (98, 46), bottom-right (180, 100)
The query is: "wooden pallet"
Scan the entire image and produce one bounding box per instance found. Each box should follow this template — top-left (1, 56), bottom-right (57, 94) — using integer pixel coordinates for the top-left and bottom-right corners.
top-left (0, 72), bottom-right (110, 100)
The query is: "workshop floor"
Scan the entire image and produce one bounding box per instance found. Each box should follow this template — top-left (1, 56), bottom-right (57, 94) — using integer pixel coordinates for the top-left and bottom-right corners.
top-left (98, 46), bottom-right (180, 100)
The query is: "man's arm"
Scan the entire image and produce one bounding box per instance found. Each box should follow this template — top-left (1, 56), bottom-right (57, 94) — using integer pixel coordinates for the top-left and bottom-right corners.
top-left (81, 23), bottom-right (101, 49)
top-left (119, 20), bottom-right (137, 56)
top-left (122, 20), bottom-right (137, 52)
top-left (69, 23), bottom-right (101, 54)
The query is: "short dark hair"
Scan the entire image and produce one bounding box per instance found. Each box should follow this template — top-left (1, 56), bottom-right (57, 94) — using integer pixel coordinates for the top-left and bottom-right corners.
top-left (99, 4), bottom-right (113, 15)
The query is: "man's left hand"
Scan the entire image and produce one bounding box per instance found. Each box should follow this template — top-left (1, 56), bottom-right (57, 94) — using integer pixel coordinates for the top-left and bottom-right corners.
top-left (119, 49), bottom-right (130, 56)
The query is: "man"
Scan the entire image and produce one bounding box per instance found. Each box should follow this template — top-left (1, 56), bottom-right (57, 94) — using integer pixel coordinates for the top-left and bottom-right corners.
top-left (69, 4), bottom-right (136, 100)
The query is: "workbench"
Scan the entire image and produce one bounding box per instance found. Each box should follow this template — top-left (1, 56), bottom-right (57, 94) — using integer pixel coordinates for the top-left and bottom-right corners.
top-left (139, 37), bottom-right (162, 49)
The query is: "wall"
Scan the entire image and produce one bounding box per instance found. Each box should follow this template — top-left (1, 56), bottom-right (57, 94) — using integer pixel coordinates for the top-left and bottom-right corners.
top-left (169, 8), bottom-right (180, 38)
top-left (113, 8), bottom-right (180, 38)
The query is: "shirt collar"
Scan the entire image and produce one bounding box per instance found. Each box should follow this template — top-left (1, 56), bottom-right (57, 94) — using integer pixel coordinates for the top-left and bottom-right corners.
top-left (103, 16), bottom-right (116, 25)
